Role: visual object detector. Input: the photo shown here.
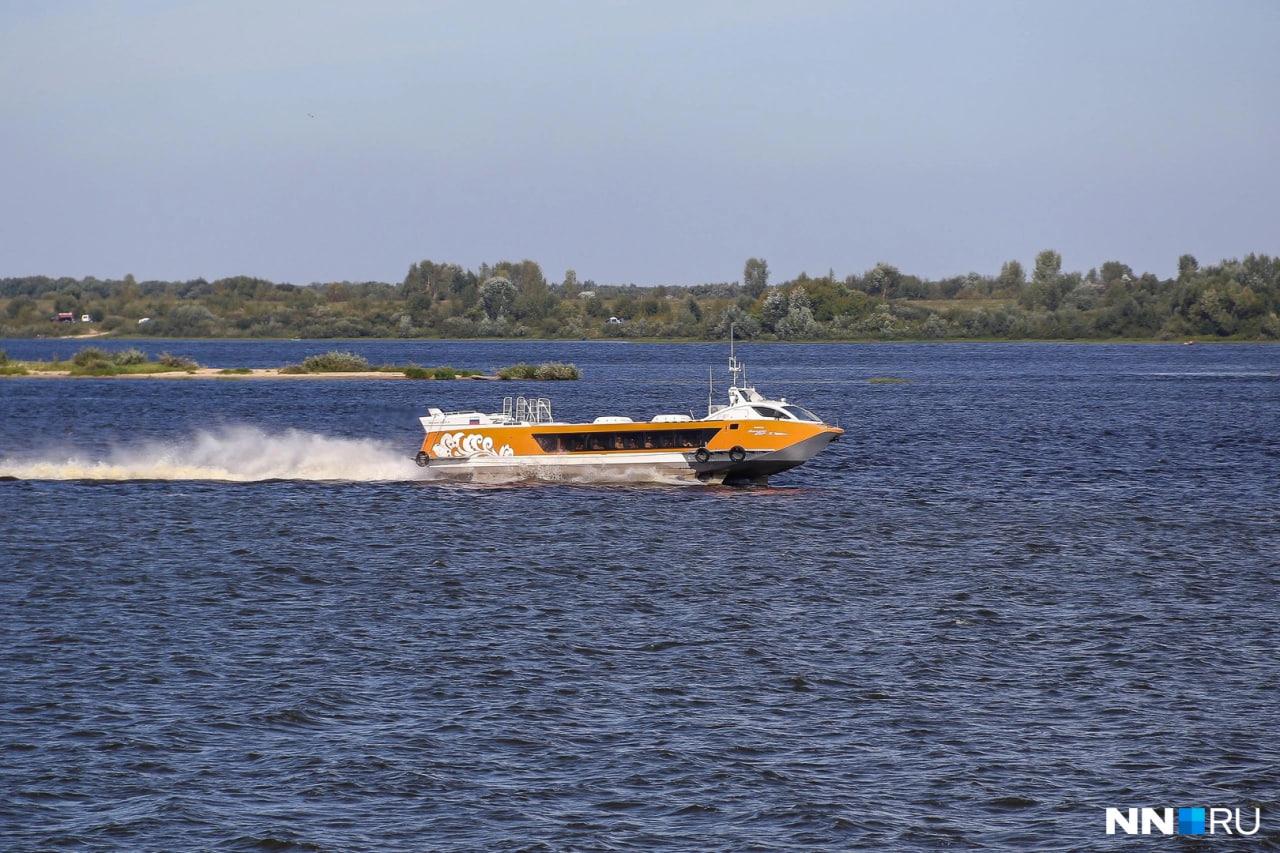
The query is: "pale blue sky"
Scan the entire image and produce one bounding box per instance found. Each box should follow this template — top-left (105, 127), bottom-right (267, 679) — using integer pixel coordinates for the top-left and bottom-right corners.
top-left (1, 0), bottom-right (1277, 285)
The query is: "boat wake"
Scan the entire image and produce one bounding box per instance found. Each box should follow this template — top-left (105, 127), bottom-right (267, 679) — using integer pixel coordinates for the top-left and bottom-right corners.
top-left (0, 426), bottom-right (420, 482)
top-left (0, 426), bottom-right (704, 486)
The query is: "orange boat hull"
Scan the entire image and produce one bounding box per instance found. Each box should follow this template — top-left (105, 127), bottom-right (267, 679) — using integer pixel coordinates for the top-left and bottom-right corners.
top-left (418, 419), bottom-right (842, 484)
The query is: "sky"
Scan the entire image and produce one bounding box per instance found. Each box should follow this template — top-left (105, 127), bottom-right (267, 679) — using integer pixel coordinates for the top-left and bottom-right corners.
top-left (1, 0), bottom-right (1277, 286)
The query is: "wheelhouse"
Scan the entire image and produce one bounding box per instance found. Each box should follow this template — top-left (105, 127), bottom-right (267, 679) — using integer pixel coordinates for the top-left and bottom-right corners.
top-left (710, 402), bottom-right (823, 423)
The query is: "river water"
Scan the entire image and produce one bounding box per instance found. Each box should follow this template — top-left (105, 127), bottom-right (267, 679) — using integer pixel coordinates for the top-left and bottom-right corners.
top-left (1, 339), bottom-right (1278, 850)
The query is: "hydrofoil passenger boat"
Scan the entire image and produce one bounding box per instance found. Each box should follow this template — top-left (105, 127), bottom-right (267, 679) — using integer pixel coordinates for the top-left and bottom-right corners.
top-left (414, 343), bottom-right (841, 484)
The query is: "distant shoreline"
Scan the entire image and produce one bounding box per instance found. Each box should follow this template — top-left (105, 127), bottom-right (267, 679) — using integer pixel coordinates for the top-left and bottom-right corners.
top-left (0, 350), bottom-right (582, 381)
top-left (5, 334), bottom-right (1277, 346)
top-left (3, 367), bottom-right (509, 380)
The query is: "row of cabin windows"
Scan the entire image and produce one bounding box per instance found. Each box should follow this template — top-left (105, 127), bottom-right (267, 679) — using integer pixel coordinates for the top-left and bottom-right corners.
top-left (533, 428), bottom-right (720, 453)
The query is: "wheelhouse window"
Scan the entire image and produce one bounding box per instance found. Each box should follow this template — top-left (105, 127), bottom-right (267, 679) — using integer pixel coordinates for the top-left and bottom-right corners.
top-left (782, 405), bottom-right (821, 422)
top-left (751, 406), bottom-right (789, 419)
top-left (533, 428), bottom-right (720, 453)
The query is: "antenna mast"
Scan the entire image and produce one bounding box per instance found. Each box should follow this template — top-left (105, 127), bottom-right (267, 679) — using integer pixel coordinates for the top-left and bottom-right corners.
top-left (728, 322), bottom-right (742, 389)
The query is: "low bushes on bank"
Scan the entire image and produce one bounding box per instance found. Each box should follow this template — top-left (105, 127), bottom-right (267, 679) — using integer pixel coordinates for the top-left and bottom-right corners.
top-left (498, 362), bottom-right (580, 380)
top-left (156, 352), bottom-right (199, 370)
top-left (279, 351), bottom-right (370, 373)
top-left (71, 347), bottom-right (111, 366)
top-left (401, 365), bottom-right (482, 380)
top-left (0, 347), bottom-right (581, 381)
top-left (17, 346), bottom-right (204, 376)
top-left (111, 348), bottom-right (148, 365)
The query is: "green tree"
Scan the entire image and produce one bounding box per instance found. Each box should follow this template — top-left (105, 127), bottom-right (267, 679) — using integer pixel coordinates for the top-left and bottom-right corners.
top-left (761, 289), bottom-right (789, 330)
top-left (997, 260), bottom-right (1025, 290)
top-left (685, 296), bottom-right (702, 323)
top-left (1022, 249), bottom-right (1072, 311)
top-left (164, 304), bottom-right (220, 336)
top-left (866, 262), bottom-right (902, 298)
top-left (1033, 250), bottom-right (1062, 285)
top-left (402, 261), bottom-right (429, 295)
top-left (5, 296), bottom-right (36, 319)
top-left (1099, 261), bottom-right (1134, 286)
top-left (776, 289), bottom-right (817, 339)
top-left (714, 306), bottom-right (761, 338)
top-left (562, 268), bottom-right (579, 298)
top-left (743, 258), bottom-right (769, 298)
top-left (1178, 254), bottom-right (1199, 280)
top-left (583, 293), bottom-right (607, 318)
top-left (401, 261), bottom-right (440, 320)
top-left (506, 260), bottom-right (553, 320)
top-left (480, 277), bottom-right (517, 320)
top-left (54, 292), bottom-right (81, 313)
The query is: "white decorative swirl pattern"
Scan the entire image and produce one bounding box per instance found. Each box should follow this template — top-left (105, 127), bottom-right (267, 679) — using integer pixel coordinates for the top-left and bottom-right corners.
top-left (431, 432), bottom-right (515, 459)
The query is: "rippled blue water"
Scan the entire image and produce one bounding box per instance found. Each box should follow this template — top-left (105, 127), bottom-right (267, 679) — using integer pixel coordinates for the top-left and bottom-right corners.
top-left (2, 340), bottom-right (1278, 850)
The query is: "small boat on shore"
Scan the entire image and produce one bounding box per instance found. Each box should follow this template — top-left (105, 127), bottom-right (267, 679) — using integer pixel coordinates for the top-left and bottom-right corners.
top-left (413, 341), bottom-right (842, 484)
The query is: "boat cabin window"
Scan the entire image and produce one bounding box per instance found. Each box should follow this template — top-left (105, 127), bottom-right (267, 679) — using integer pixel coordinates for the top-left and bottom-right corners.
top-left (782, 405), bottom-right (821, 422)
top-left (751, 406), bottom-right (790, 419)
top-left (533, 428), bottom-right (720, 453)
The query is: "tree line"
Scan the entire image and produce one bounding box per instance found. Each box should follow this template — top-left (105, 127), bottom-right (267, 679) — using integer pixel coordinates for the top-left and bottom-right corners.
top-left (1, 251), bottom-right (1277, 341)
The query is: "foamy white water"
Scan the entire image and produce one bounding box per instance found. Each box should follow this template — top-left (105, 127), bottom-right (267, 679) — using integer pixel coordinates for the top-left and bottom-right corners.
top-left (0, 426), bottom-right (421, 482)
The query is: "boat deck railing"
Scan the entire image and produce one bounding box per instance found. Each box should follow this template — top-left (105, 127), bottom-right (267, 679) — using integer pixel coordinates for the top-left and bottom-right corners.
top-left (504, 396), bottom-right (553, 424)
top-left (423, 396), bottom-right (554, 428)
